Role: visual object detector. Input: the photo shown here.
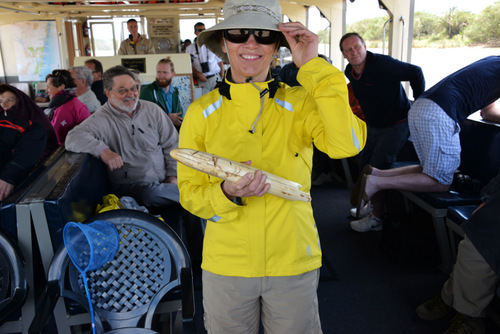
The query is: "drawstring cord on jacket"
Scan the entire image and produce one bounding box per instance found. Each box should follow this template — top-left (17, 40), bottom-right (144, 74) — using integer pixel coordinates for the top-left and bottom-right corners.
top-left (248, 80), bottom-right (269, 134)
top-left (222, 38), bottom-right (279, 134)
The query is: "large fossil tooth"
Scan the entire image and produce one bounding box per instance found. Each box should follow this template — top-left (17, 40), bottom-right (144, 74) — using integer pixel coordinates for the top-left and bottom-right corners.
top-left (171, 148), bottom-right (311, 202)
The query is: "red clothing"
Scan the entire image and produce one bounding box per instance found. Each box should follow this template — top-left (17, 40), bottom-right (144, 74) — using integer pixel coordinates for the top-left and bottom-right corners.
top-left (348, 82), bottom-right (365, 121)
top-left (51, 97), bottom-right (90, 145)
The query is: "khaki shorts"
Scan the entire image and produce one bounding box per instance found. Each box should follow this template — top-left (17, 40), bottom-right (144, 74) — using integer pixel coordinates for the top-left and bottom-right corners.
top-left (202, 269), bottom-right (323, 334)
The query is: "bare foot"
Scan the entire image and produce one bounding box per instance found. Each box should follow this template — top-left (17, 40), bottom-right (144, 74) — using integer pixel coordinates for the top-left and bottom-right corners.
top-left (364, 174), bottom-right (377, 200)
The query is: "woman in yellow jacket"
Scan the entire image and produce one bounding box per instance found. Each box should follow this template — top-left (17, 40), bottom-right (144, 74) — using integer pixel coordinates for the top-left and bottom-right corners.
top-left (177, 0), bottom-right (367, 333)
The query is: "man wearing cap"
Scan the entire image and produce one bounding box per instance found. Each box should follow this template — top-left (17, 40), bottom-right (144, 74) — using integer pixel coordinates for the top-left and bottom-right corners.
top-left (177, 0), bottom-right (367, 333)
top-left (185, 22), bottom-right (225, 95)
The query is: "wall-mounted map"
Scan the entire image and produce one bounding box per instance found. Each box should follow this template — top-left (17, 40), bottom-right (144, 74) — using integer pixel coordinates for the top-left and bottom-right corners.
top-left (12, 21), bottom-right (61, 82)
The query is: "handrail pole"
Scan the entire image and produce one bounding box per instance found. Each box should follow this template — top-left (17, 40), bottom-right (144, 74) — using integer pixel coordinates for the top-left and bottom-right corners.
top-left (382, 18), bottom-right (392, 55)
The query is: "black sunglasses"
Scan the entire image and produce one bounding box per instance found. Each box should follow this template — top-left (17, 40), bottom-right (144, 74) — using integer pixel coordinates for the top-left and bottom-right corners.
top-left (224, 29), bottom-right (279, 45)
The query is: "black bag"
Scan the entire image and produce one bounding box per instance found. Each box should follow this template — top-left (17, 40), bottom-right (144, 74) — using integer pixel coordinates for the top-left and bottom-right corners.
top-left (200, 61), bottom-right (210, 73)
top-left (450, 172), bottom-right (481, 194)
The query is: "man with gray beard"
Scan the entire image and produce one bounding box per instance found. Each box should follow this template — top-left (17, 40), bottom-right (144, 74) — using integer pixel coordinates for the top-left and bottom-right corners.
top-left (65, 65), bottom-right (180, 209)
top-left (140, 57), bottom-right (183, 128)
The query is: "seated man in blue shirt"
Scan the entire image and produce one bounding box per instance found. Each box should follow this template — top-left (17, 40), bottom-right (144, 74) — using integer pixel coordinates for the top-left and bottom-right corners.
top-left (139, 57), bottom-right (183, 129)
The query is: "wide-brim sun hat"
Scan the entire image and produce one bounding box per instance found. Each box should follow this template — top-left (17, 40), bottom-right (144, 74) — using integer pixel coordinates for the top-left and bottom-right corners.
top-left (197, 0), bottom-right (290, 63)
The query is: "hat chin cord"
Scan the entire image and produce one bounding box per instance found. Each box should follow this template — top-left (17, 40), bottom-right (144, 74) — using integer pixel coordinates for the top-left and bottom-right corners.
top-left (224, 39), bottom-right (279, 134)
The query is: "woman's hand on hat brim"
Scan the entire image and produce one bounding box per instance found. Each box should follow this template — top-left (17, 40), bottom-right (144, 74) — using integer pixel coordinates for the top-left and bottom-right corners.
top-left (279, 22), bottom-right (318, 68)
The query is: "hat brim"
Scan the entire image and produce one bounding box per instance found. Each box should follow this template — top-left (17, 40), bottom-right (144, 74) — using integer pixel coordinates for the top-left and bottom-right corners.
top-left (197, 12), bottom-right (289, 63)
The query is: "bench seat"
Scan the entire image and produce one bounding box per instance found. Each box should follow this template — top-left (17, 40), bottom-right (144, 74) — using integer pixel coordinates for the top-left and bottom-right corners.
top-left (445, 205), bottom-right (478, 262)
top-left (397, 118), bottom-right (500, 273)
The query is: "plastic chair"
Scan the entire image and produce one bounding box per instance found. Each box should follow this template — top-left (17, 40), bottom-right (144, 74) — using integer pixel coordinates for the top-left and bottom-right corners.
top-left (0, 229), bottom-right (29, 325)
top-left (29, 209), bottom-right (195, 334)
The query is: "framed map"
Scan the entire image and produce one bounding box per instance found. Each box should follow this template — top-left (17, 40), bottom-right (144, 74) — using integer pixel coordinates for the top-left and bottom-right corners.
top-left (12, 21), bottom-right (62, 82)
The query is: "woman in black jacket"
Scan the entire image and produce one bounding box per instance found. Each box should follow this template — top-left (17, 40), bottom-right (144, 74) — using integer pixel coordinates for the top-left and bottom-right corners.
top-left (0, 115), bottom-right (46, 200)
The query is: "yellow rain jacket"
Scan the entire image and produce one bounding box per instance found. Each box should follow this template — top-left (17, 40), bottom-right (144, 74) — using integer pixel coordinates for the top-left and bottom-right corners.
top-left (178, 57), bottom-right (366, 277)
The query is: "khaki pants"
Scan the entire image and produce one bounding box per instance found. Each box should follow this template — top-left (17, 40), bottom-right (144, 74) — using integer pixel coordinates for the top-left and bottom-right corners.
top-left (441, 236), bottom-right (498, 317)
top-left (202, 269), bottom-right (323, 334)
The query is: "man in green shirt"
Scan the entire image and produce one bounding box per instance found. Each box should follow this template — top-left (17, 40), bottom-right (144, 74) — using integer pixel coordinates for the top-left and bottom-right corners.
top-left (139, 58), bottom-right (183, 128)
